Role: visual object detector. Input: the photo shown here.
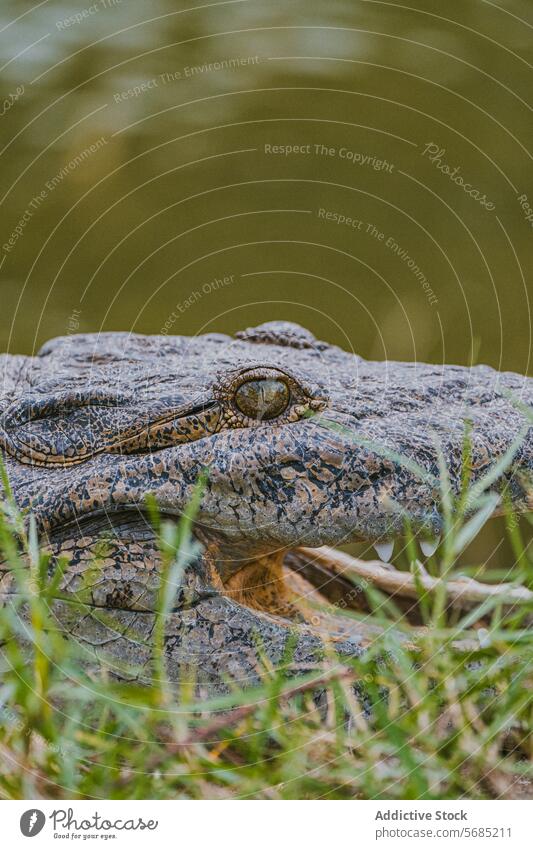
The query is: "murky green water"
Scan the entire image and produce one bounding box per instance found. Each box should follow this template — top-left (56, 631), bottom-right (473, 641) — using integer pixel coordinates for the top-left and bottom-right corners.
top-left (0, 0), bottom-right (532, 564)
top-left (1, 0), bottom-right (531, 372)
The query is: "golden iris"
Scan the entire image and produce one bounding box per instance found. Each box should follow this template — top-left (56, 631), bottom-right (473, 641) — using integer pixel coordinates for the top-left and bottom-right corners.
top-left (234, 379), bottom-right (290, 420)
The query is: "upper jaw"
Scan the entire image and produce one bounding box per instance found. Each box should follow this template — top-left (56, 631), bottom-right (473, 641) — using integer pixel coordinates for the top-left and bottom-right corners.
top-left (294, 400), bottom-right (533, 546)
top-left (12, 390), bottom-right (532, 555)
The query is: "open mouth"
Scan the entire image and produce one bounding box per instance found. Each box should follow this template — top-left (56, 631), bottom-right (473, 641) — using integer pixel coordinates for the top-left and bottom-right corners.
top-left (40, 502), bottom-right (533, 625)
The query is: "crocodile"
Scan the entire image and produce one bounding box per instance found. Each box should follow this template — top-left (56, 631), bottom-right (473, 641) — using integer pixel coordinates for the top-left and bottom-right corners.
top-left (0, 321), bottom-right (531, 688)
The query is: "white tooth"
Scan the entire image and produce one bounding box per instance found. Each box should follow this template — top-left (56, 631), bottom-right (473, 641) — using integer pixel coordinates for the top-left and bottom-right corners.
top-left (374, 541), bottom-right (394, 563)
top-left (420, 537), bottom-right (440, 558)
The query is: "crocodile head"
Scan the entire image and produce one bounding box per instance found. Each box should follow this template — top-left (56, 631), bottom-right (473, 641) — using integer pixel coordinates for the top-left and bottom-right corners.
top-left (1, 322), bottom-right (531, 685)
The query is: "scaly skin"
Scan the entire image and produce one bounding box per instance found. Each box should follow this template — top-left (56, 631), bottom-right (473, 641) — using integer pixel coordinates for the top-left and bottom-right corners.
top-left (0, 322), bottom-right (531, 689)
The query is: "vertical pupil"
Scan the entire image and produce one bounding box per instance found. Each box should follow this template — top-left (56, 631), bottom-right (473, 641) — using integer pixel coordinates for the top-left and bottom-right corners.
top-left (235, 379), bottom-right (289, 419)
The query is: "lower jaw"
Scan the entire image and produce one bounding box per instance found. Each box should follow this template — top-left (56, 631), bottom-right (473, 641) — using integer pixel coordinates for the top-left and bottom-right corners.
top-left (43, 507), bottom-right (529, 618)
top-left (41, 511), bottom-right (381, 637)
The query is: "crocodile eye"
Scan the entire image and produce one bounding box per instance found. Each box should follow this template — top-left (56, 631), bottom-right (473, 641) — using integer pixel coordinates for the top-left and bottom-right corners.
top-left (234, 378), bottom-right (290, 420)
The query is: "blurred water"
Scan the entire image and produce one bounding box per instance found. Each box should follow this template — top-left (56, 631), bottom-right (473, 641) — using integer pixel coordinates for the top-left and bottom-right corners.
top-left (0, 0), bottom-right (531, 376)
